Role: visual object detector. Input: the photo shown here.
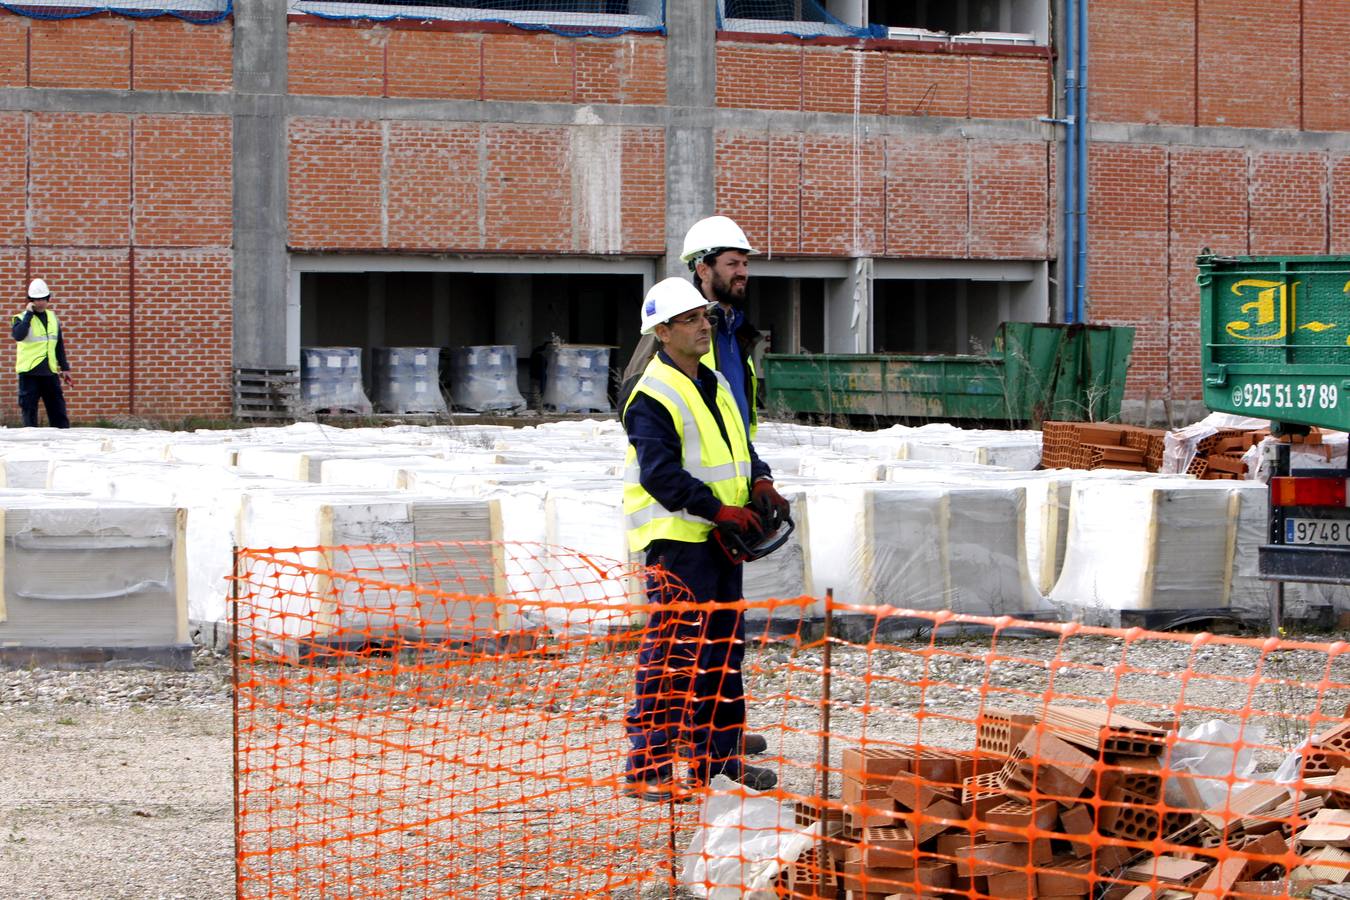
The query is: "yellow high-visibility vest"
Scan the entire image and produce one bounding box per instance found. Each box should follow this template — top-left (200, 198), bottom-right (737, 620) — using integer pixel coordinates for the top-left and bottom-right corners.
top-left (623, 355), bottom-right (752, 553)
top-left (700, 344), bottom-right (758, 439)
top-left (13, 310), bottom-right (59, 374)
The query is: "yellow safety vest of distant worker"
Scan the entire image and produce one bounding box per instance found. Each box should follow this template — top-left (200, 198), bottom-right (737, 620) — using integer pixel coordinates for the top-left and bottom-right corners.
top-left (623, 354), bottom-right (753, 553)
top-left (700, 343), bottom-right (757, 437)
top-left (14, 308), bottom-right (60, 374)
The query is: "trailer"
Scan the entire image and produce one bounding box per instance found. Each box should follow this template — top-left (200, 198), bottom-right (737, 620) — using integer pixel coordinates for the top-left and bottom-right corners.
top-left (1198, 251), bottom-right (1350, 590)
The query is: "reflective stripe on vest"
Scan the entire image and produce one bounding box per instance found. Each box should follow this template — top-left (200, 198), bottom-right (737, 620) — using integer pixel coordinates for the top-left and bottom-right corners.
top-left (623, 356), bottom-right (752, 553)
top-left (700, 342), bottom-right (758, 440)
top-left (13, 310), bottom-right (59, 374)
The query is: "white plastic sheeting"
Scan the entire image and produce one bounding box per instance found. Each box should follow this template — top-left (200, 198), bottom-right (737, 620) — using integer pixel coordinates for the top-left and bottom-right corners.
top-left (1049, 478), bottom-right (1269, 621)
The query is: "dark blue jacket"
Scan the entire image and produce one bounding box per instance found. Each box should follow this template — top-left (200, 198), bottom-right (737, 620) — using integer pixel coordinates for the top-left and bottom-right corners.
top-left (624, 351), bottom-right (771, 522)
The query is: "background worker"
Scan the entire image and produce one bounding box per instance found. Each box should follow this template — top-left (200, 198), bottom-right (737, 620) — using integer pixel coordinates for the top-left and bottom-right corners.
top-left (620, 215), bottom-right (766, 439)
top-left (12, 278), bottom-right (71, 429)
top-left (622, 277), bottom-right (791, 802)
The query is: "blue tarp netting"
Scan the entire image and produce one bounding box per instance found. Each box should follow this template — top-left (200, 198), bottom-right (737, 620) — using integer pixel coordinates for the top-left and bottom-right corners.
top-left (719, 0), bottom-right (884, 38)
top-left (5, 0), bottom-right (229, 22)
top-left (289, 0), bottom-right (665, 34)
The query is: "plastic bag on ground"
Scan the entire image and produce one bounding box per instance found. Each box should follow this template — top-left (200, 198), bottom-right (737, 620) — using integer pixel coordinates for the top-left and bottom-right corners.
top-left (1165, 719), bottom-right (1264, 811)
top-left (679, 774), bottom-right (818, 899)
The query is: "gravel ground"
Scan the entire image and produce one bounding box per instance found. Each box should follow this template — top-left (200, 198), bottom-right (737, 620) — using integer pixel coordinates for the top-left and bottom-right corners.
top-left (1, 629), bottom-right (1346, 899)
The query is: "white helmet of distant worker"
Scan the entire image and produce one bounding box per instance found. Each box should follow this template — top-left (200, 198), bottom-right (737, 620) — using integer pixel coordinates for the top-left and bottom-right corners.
top-left (679, 216), bottom-right (759, 266)
top-left (640, 277), bottom-right (715, 335)
top-left (26, 279), bottom-right (49, 300)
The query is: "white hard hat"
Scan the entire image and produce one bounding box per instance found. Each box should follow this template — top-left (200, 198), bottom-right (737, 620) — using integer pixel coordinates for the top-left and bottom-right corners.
top-left (679, 215), bottom-right (759, 265)
top-left (26, 279), bottom-right (49, 300)
top-left (640, 277), bottom-right (714, 335)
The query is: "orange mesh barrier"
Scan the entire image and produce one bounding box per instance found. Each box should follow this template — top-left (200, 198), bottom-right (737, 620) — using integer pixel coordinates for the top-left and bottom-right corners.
top-left (233, 542), bottom-right (1350, 899)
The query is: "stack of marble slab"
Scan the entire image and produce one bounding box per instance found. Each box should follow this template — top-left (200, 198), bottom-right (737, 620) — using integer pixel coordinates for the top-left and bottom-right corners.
top-left (0, 492), bottom-right (189, 668)
top-left (1049, 478), bottom-right (1269, 623)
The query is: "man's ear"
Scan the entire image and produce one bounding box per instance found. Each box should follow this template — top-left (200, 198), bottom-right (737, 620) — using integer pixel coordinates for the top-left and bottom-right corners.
top-left (652, 323), bottom-right (670, 344)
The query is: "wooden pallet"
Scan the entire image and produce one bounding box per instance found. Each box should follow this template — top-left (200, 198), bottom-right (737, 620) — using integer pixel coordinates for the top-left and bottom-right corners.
top-left (234, 366), bottom-right (298, 420)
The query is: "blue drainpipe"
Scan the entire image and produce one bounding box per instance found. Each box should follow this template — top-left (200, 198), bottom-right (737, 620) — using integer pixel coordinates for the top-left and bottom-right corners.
top-left (1060, 0), bottom-right (1079, 324)
top-left (1075, 0), bottom-right (1089, 324)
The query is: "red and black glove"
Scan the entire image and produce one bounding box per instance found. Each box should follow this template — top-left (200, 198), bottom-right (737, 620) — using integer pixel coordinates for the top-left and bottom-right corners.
top-left (712, 503), bottom-right (763, 536)
top-left (750, 480), bottom-right (791, 531)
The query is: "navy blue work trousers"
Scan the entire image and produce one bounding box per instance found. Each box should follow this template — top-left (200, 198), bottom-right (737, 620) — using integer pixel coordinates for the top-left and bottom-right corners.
top-left (18, 372), bottom-right (68, 428)
top-left (625, 538), bottom-right (745, 782)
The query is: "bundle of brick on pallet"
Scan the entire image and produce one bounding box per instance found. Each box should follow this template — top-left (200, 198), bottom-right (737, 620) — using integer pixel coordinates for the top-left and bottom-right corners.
top-left (780, 706), bottom-right (1350, 899)
top-left (1041, 422), bottom-right (1169, 473)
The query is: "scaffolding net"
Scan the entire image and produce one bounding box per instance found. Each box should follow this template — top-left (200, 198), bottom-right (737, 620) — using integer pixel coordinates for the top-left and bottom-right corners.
top-left (234, 540), bottom-right (1350, 898)
top-left (288, 0), bottom-right (664, 33)
top-left (3, 0), bottom-right (228, 22)
top-left (719, 0), bottom-right (884, 39)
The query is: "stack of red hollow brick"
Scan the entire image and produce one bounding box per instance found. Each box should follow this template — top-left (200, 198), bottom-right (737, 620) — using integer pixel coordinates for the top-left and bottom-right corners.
top-left (1041, 422), bottom-right (1169, 472)
top-left (780, 706), bottom-right (1350, 899)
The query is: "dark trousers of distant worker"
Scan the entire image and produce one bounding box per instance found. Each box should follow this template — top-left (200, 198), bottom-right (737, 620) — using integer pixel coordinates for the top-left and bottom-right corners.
top-left (18, 372), bottom-right (68, 428)
top-left (626, 538), bottom-right (745, 784)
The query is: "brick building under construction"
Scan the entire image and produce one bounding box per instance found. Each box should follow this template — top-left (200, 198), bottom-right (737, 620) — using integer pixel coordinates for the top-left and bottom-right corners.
top-left (0, 0), bottom-right (1344, 422)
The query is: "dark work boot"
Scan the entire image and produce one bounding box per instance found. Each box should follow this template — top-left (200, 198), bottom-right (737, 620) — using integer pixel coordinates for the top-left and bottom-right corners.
top-left (742, 732), bottom-right (768, 755)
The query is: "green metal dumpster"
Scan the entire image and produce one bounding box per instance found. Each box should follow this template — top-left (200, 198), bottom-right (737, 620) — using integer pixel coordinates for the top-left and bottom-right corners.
top-left (762, 322), bottom-right (1134, 425)
top-left (1200, 252), bottom-right (1350, 431)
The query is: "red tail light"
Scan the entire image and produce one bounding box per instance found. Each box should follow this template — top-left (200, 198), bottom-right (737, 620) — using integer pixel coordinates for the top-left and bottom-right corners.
top-left (1270, 476), bottom-right (1349, 507)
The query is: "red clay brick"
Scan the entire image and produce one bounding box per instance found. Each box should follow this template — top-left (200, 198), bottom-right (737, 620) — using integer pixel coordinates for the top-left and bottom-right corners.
top-left (288, 22), bottom-right (385, 97)
top-left (30, 113), bottom-right (131, 247)
top-left (886, 137), bottom-right (968, 258)
top-left (969, 141), bottom-right (1048, 259)
top-left (800, 134), bottom-right (884, 256)
top-left (803, 46), bottom-right (884, 115)
top-left (716, 43), bottom-right (801, 111)
top-left (483, 126), bottom-right (571, 252)
top-left (619, 127), bottom-right (665, 253)
top-left (0, 14), bottom-right (27, 88)
top-left (1090, 0), bottom-right (1195, 125)
top-left (386, 29), bottom-right (480, 101)
top-left (1303, 0), bottom-right (1350, 132)
top-left (1197, 0), bottom-right (1300, 129)
top-left (288, 118), bottom-right (383, 249)
top-left (1249, 151), bottom-right (1328, 254)
top-left (766, 133), bottom-right (802, 256)
top-left (1331, 156), bottom-right (1350, 254)
top-left (886, 53), bottom-right (967, 118)
top-left (31, 17), bottom-right (129, 89)
top-left (968, 56), bottom-right (1048, 119)
top-left (132, 18), bottom-right (231, 92)
top-left (482, 32), bottom-right (573, 103)
top-left (386, 122), bottom-right (482, 251)
top-left (715, 132), bottom-right (770, 254)
top-left (575, 35), bottom-right (665, 106)
top-left (133, 115), bottom-right (232, 248)
top-left (0, 113), bottom-right (24, 246)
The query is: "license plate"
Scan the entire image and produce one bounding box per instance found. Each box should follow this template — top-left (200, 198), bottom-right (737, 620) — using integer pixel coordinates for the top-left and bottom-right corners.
top-left (1285, 518), bottom-right (1350, 545)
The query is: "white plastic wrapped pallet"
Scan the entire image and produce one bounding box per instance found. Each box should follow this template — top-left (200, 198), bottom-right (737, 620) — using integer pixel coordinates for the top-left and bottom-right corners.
top-left (237, 489), bottom-right (505, 640)
top-left (802, 482), bottom-right (1046, 616)
top-left (742, 486), bottom-right (813, 619)
top-left (1049, 478), bottom-right (1269, 620)
top-left (0, 495), bottom-right (186, 650)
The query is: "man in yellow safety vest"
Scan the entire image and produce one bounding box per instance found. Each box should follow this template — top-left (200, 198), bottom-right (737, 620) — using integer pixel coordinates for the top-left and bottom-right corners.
top-left (621, 277), bottom-right (790, 802)
top-left (11, 278), bottom-right (71, 428)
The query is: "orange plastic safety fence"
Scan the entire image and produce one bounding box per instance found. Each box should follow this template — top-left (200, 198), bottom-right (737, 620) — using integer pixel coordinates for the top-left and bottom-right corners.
top-left (233, 542), bottom-right (1350, 899)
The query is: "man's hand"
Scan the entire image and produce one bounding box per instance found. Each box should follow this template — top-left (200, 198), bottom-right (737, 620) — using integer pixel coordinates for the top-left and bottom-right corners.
top-left (751, 480), bottom-right (791, 530)
top-left (24, 303), bottom-right (32, 314)
top-left (712, 504), bottom-right (762, 536)
top-left (60, 371), bottom-right (72, 388)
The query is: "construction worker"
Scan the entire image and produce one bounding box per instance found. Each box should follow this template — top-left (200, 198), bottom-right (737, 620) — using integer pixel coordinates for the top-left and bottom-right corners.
top-left (622, 277), bottom-right (791, 802)
top-left (12, 279), bottom-right (71, 429)
top-left (620, 216), bottom-right (766, 438)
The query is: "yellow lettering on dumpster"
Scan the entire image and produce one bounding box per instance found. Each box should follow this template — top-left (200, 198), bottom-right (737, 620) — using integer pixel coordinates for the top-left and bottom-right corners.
top-left (1225, 279), bottom-right (1287, 341)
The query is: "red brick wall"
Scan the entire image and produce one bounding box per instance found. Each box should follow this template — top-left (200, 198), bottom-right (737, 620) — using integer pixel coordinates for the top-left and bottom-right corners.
top-left (0, 13), bottom-right (232, 92)
top-left (0, 105), bottom-right (233, 420)
top-left (719, 132), bottom-right (1052, 260)
top-left (1087, 143), bottom-right (1342, 402)
top-left (718, 41), bottom-right (1048, 119)
top-left (290, 119), bottom-right (666, 255)
top-left (1089, 0), bottom-right (1195, 126)
top-left (288, 21), bottom-right (666, 105)
top-left (1304, 0), bottom-right (1350, 132)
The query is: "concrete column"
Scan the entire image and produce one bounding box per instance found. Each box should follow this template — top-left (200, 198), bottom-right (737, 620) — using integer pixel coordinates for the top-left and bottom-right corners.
top-left (824, 259), bottom-right (873, 353)
top-left (664, 0), bottom-right (717, 277)
top-left (494, 275), bottom-right (533, 393)
top-left (232, 0), bottom-right (289, 368)
top-left (366, 274), bottom-right (386, 391)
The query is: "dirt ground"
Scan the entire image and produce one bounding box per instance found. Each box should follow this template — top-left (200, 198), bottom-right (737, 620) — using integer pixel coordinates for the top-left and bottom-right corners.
top-left (1, 628), bottom-right (1347, 899)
